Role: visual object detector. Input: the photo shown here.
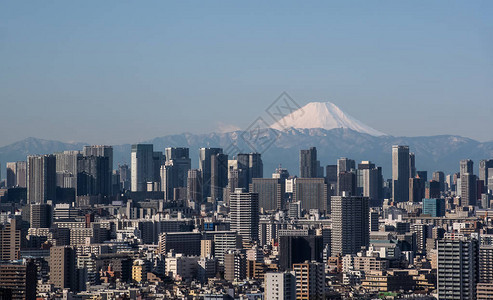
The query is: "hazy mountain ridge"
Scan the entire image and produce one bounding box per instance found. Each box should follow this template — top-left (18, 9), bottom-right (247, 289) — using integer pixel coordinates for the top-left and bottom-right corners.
top-left (2, 129), bottom-right (490, 179)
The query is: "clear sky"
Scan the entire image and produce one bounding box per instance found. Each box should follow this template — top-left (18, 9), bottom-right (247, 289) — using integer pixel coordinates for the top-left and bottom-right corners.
top-left (1, 1), bottom-right (492, 146)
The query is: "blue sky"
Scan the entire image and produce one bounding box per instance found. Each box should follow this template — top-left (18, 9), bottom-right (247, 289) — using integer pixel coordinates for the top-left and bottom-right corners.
top-left (1, 1), bottom-right (492, 146)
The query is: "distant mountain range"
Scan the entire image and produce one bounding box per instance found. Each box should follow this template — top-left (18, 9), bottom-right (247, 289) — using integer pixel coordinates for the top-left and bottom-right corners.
top-left (1, 102), bottom-right (492, 179)
top-left (1, 129), bottom-right (492, 179)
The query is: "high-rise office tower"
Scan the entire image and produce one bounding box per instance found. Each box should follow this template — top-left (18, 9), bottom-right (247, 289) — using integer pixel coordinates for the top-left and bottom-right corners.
top-left (0, 219), bottom-right (21, 261)
top-left (338, 171), bottom-right (356, 196)
top-left (229, 189), bottom-right (259, 242)
top-left (437, 235), bottom-right (479, 300)
top-left (265, 271), bottom-right (296, 300)
top-left (211, 153), bottom-right (228, 202)
top-left (292, 262), bottom-right (325, 300)
top-left (6, 162), bottom-right (16, 187)
top-left (77, 155), bottom-right (110, 196)
top-left (337, 157), bottom-right (355, 195)
top-left (479, 160), bottom-right (493, 184)
top-left (235, 153), bottom-right (264, 189)
top-left (199, 148), bottom-right (223, 200)
top-left (160, 163), bottom-right (174, 200)
top-left (425, 180), bottom-right (441, 199)
top-left (357, 161), bottom-right (383, 206)
top-left (131, 144), bottom-right (162, 192)
top-left (82, 145), bottom-right (113, 170)
top-left (331, 195), bottom-right (369, 256)
top-left (292, 178), bottom-right (328, 213)
top-left (118, 164), bottom-right (131, 191)
top-left (409, 152), bottom-right (416, 178)
top-left (300, 147), bottom-right (318, 178)
top-left (250, 178), bottom-right (285, 212)
top-left (50, 246), bottom-right (78, 291)
top-left (460, 159), bottom-right (474, 176)
top-left (247, 153), bottom-right (263, 182)
top-left (432, 171), bottom-right (445, 192)
top-left (82, 145), bottom-right (113, 194)
top-left (325, 165), bottom-right (337, 184)
top-left (272, 166), bottom-right (290, 181)
top-left (55, 151), bottom-right (81, 188)
top-left (164, 147), bottom-right (191, 188)
top-left (27, 154), bottom-right (56, 204)
top-left (6, 161), bottom-right (27, 188)
top-left (187, 169), bottom-right (202, 203)
top-left (337, 157), bottom-right (355, 175)
top-left (392, 145), bottom-right (410, 202)
top-left (409, 177), bottom-right (424, 203)
top-left (460, 173), bottom-right (477, 206)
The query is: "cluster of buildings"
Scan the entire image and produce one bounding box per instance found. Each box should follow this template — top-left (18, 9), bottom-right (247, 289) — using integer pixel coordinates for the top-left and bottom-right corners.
top-left (0, 144), bottom-right (492, 299)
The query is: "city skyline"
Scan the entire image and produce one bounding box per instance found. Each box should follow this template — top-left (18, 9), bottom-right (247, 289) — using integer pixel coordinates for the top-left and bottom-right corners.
top-left (0, 2), bottom-right (492, 298)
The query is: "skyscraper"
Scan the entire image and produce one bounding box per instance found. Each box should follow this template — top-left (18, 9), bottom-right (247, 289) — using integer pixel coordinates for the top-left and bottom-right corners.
top-left (82, 145), bottom-right (113, 170)
top-left (250, 178), bottom-right (285, 212)
top-left (82, 145), bottom-right (113, 194)
top-left (229, 189), bottom-right (259, 242)
top-left (292, 178), bottom-right (328, 213)
top-left (338, 171), bottom-right (356, 196)
top-left (337, 157), bottom-right (355, 175)
top-left (437, 235), bottom-right (479, 300)
top-left (392, 145), bottom-right (410, 202)
top-left (55, 151), bottom-right (81, 188)
top-left (460, 173), bottom-right (477, 206)
top-left (357, 161), bottom-right (383, 206)
top-left (479, 160), bottom-right (493, 185)
top-left (164, 147), bottom-right (191, 188)
top-left (27, 154), bottom-right (56, 204)
top-left (300, 147), bottom-right (318, 178)
top-left (211, 153), bottom-right (228, 202)
top-left (199, 148), bottom-right (223, 200)
top-left (6, 161), bottom-right (27, 188)
top-left (409, 152), bottom-right (416, 178)
top-left (118, 164), bottom-right (131, 191)
top-left (77, 155), bottom-right (110, 196)
top-left (432, 171), bottom-right (445, 192)
top-left (460, 159), bottom-right (474, 176)
top-left (160, 163), bottom-right (175, 200)
top-left (331, 195), bottom-right (369, 255)
top-left (187, 169), bottom-right (202, 203)
top-left (234, 153), bottom-right (264, 190)
top-left (131, 144), bottom-right (162, 192)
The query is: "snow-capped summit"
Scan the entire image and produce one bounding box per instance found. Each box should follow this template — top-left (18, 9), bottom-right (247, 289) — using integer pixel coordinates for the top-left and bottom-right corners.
top-left (270, 101), bottom-right (386, 136)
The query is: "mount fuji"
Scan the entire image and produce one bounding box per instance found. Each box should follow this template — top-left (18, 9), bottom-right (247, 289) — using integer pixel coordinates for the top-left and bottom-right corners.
top-left (270, 101), bottom-right (386, 137)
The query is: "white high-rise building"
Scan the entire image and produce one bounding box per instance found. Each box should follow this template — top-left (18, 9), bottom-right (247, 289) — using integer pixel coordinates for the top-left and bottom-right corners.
top-left (229, 189), bottom-right (259, 242)
top-left (265, 271), bottom-right (296, 300)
